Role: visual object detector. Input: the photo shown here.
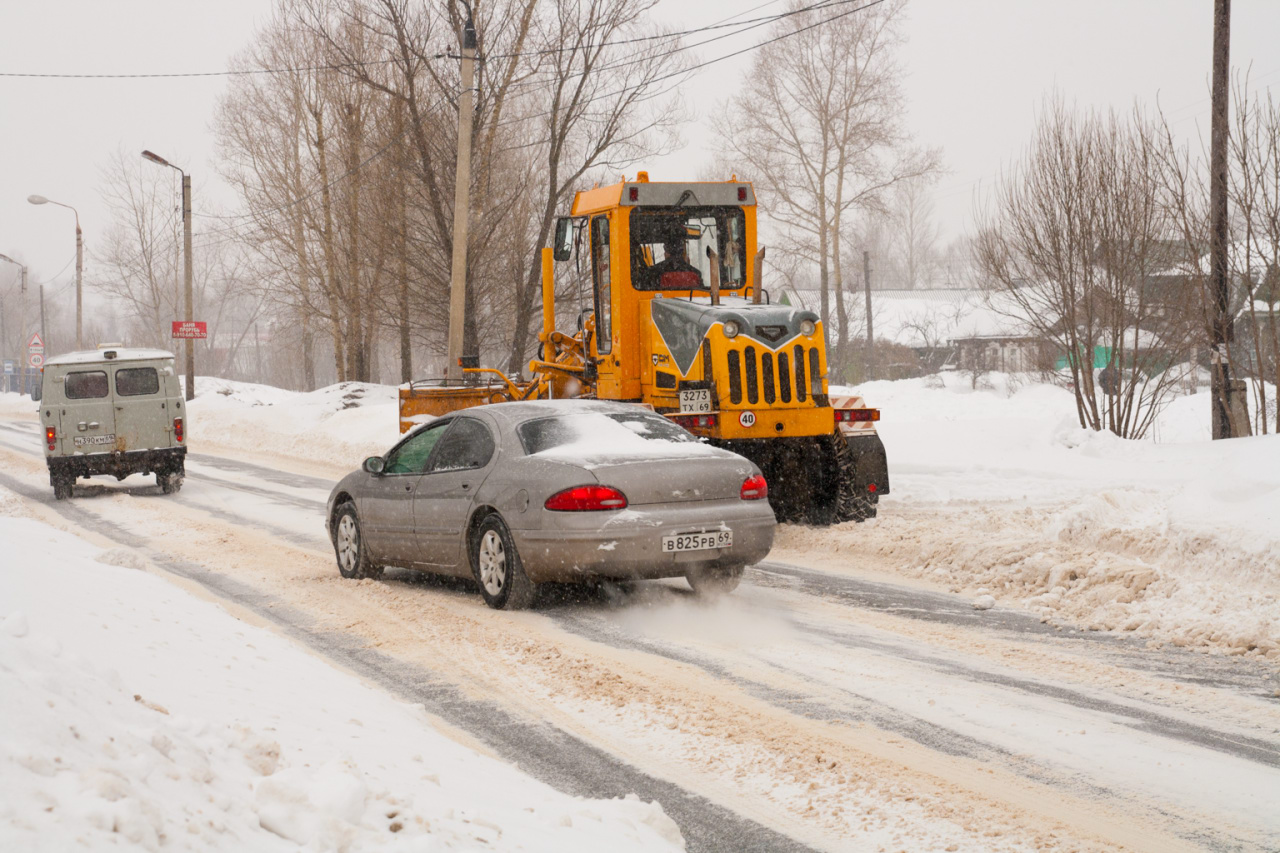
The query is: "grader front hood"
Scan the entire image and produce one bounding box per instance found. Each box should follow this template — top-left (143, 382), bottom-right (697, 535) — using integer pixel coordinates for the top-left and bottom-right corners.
top-left (648, 296), bottom-right (819, 376)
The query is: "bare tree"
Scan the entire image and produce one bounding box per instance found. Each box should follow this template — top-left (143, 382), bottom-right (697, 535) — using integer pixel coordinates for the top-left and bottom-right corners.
top-left (974, 98), bottom-right (1198, 439)
top-left (715, 0), bottom-right (939, 374)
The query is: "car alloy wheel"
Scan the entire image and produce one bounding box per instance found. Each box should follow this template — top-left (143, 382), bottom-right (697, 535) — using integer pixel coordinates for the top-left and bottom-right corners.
top-left (477, 529), bottom-right (507, 597)
top-left (337, 514), bottom-right (360, 574)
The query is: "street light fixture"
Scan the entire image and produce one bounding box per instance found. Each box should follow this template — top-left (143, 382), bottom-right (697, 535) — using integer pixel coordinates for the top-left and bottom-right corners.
top-left (26, 194), bottom-right (82, 350)
top-left (141, 150), bottom-right (195, 401)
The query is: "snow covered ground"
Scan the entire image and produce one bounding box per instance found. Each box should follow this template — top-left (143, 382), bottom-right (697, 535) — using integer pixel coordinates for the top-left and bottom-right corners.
top-left (6, 370), bottom-right (1275, 661)
top-left (0, 492), bottom-right (683, 852)
top-left (792, 374), bottom-right (1280, 660)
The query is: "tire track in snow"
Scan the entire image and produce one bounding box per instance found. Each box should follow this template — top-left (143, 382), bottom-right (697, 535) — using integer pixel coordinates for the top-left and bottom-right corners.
top-left (0, 467), bottom-right (814, 853)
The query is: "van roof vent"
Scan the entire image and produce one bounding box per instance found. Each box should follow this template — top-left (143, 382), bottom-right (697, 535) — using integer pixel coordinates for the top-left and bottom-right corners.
top-left (97, 342), bottom-right (125, 349)
top-left (103, 350), bottom-right (117, 359)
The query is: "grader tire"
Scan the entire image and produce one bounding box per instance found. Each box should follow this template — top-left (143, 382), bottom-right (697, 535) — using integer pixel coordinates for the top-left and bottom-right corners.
top-left (808, 432), bottom-right (873, 526)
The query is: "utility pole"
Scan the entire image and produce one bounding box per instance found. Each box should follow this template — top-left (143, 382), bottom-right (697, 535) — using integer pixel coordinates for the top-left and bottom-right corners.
top-left (1209, 0), bottom-right (1246, 438)
top-left (863, 250), bottom-right (874, 382)
top-left (142, 150), bottom-right (196, 401)
top-left (445, 3), bottom-right (477, 384)
top-left (181, 173), bottom-right (194, 401)
top-left (75, 218), bottom-right (83, 349)
top-left (39, 285), bottom-right (47, 355)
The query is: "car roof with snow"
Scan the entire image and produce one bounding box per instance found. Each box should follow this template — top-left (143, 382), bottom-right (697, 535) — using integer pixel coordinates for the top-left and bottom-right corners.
top-left (471, 398), bottom-right (653, 425)
top-left (44, 347), bottom-right (176, 367)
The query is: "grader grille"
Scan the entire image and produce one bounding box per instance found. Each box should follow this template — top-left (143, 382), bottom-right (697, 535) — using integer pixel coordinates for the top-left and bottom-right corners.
top-left (725, 345), bottom-right (822, 407)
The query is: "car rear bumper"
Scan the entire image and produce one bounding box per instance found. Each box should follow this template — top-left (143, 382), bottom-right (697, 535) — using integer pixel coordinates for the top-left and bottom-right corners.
top-left (512, 500), bottom-right (776, 582)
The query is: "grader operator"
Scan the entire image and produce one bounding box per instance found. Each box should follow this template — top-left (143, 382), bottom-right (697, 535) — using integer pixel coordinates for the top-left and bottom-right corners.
top-left (400, 173), bottom-right (889, 524)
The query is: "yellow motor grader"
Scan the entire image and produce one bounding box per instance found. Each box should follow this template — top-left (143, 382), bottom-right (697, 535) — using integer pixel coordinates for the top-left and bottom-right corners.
top-left (399, 173), bottom-right (889, 523)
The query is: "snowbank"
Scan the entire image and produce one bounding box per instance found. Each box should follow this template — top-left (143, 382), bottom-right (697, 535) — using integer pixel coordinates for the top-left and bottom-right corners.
top-left (186, 379), bottom-right (402, 471)
top-left (0, 501), bottom-right (684, 852)
top-left (788, 374), bottom-right (1280, 660)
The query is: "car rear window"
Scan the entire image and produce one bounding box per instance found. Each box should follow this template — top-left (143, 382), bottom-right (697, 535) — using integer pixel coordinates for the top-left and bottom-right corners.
top-left (519, 412), bottom-right (697, 455)
top-left (65, 371), bottom-right (109, 400)
top-left (115, 367), bottom-right (160, 396)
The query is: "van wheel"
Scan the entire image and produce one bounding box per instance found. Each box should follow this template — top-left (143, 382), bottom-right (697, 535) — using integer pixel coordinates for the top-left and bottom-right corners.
top-left (333, 502), bottom-right (383, 580)
top-left (53, 478), bottom-right (73, 501)
top-left (159, 470), bottom-right (184, 494)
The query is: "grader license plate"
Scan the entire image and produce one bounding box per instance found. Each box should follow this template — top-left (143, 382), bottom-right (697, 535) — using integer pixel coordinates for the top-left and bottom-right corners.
top-left (679, 389), bottom-right (712, 413)
top-left (662, 530), bottom-right (732, 553)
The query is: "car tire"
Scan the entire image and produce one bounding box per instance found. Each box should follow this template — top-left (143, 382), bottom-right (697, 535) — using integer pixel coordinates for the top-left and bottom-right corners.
top-left (52, 477), bottom-right (73, 501)
top-left (686, 565), bottom-right (744, 596)
top-left (159, 470), bottom-right (184, 494)
top-left (471, 514), bottom-right (536, 611)
top-left (333, 502), bottom-right (384, 580)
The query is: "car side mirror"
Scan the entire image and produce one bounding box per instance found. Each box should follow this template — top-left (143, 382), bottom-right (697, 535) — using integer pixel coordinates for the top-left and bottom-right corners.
top-left (553, 216), bottom-right (574, 262)
top-left (363, 456), bottom-right (386, 475)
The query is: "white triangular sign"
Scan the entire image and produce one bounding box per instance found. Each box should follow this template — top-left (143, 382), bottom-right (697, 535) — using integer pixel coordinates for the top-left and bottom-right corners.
top-left (27, 332), bottom-right (44, 349)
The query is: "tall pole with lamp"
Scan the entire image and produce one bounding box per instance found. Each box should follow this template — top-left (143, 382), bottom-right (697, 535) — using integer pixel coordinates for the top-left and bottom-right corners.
top-left (26, 195), bottom-right (82, 349)
top-left (141, 150), bottom-right (195, 401)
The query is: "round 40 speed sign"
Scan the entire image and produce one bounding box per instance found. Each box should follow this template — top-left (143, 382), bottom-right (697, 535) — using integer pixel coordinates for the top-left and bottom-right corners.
top-left (28, 353), bottom-right (44, 369)
top-left (738, 410), bottom-right (756, 428)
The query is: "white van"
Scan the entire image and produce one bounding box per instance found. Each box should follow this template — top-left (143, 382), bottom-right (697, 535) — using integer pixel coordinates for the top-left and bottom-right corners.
top-left (34, 346), bottom-right (188, 500)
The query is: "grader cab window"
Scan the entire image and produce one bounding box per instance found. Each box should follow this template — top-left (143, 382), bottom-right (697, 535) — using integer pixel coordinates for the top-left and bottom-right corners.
top-left (629, 207), bottom-right (746, 292)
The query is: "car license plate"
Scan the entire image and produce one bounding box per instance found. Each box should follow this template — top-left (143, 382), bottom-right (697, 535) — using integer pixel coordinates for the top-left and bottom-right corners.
top-left (679, 389), bottom-right (712, 413)
top-left (662, 529), bottom-right (732, 553)
top-left (73, 433), bottom-right (116, 447)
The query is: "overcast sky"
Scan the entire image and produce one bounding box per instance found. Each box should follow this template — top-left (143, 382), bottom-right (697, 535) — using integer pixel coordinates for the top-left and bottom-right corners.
top-left (3, 0), bottom-right (1278, 309)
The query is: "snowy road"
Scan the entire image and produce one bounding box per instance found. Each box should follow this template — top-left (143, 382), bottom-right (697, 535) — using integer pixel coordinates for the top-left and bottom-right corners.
top-left (2, 416), bottom-right (1278, 852)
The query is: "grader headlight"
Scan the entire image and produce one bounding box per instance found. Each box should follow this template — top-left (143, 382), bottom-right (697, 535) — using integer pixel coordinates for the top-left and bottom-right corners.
top-left (800, 319), bottom-right (816, 337)
top-left (723, 320), bottom-right (740, 339)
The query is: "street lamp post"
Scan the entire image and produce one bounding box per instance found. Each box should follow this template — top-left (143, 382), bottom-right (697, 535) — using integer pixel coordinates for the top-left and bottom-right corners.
top-left (26, 194), bottom-right (82, 349)
top-left (141, 150), bottom-right (194, 401)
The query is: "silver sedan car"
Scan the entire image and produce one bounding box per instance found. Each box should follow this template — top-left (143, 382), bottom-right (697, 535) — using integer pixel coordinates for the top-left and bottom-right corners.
top-left (325, 400), bottom-right (776, 609)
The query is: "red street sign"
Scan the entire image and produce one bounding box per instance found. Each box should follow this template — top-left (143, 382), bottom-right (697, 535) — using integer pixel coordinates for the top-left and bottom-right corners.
top-left (28, 352), bottom-right (44, 369)
top-left (172, 321), bottom-right (208, 340)
top-left (27, 331), bottom-right (44, 351)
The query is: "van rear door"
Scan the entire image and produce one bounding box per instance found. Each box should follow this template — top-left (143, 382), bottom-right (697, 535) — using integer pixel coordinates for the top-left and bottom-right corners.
top-left (61, 369), bottom-right (116, 453)
top-left (111, 363), bottom-right (170, 451)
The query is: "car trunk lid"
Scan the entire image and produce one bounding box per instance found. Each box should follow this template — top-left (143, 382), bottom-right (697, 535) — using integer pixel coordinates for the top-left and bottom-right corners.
top-left (588, 455), bottom-right (754, 505)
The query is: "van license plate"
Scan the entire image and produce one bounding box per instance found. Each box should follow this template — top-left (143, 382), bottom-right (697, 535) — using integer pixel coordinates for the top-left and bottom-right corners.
top-left (73, 434), bottom-right (116, 447)
top-left (662, 530), bottom-right (732, 553)
top-left (679, 389), bottom-right (712, 413)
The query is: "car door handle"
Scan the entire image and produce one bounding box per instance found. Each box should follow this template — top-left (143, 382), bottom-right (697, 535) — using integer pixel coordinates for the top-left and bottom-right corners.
top-left (88, 421), bottom-right (99, 429)
top-left (461, 483), bottom-right (470, 490)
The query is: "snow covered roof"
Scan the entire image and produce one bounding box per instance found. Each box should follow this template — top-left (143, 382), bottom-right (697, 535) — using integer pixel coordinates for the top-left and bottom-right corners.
top-left (44, 347), bottom-right (175, 367)
top-left (778, 288), bottom-right (1035, 347)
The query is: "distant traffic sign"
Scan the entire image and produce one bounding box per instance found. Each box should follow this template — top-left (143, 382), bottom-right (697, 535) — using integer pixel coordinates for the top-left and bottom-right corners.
top-left (28, 352), bottom-right (44, 369)
top-left (27, 331), bottom-right (44, 350)
top-left (172, 321), bottom-right (208, 340)
top-left (3, 360), bottom-right (14, 375)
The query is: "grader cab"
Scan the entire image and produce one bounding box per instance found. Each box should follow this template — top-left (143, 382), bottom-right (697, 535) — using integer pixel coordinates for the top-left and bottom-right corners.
top-left (400, 173), bottom-right (889, 523)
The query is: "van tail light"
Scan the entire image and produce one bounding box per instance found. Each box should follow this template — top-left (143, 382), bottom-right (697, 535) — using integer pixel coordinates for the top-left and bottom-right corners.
top-left (173, 417), bottom-right (184, 443)
top-left (46, 426), bottom-right (56, 451)
top-left (835, 408), bottom-right (880, 423)
top-left (545, 485), bottom-right (628, 512)
top-left (740, 474), bottom-right (768, 500)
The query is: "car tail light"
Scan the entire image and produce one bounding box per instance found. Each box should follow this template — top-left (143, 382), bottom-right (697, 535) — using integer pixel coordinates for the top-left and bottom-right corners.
top-left (545, 485), bottom-right (628, 512)
top-left (835, 408), bottom-right (880, 423)
top-left (628, 186), bottom-right (639, 202)
top-left (45, 426), bottom-right (56, 451)
top-left (671, 413), bottom-right (717, 430)
top-left (173, 417), bottom-right (184, 443)
top-left (868, 483), bottom-right (878, 493)
top-left (737, 186), bottom-right (747, 201)
top-left (740, 474), bottom-right (768, 500)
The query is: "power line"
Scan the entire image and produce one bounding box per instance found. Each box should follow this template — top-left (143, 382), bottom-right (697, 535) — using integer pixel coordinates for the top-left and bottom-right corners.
top-left (151, 0), bottom-right (886, 244)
